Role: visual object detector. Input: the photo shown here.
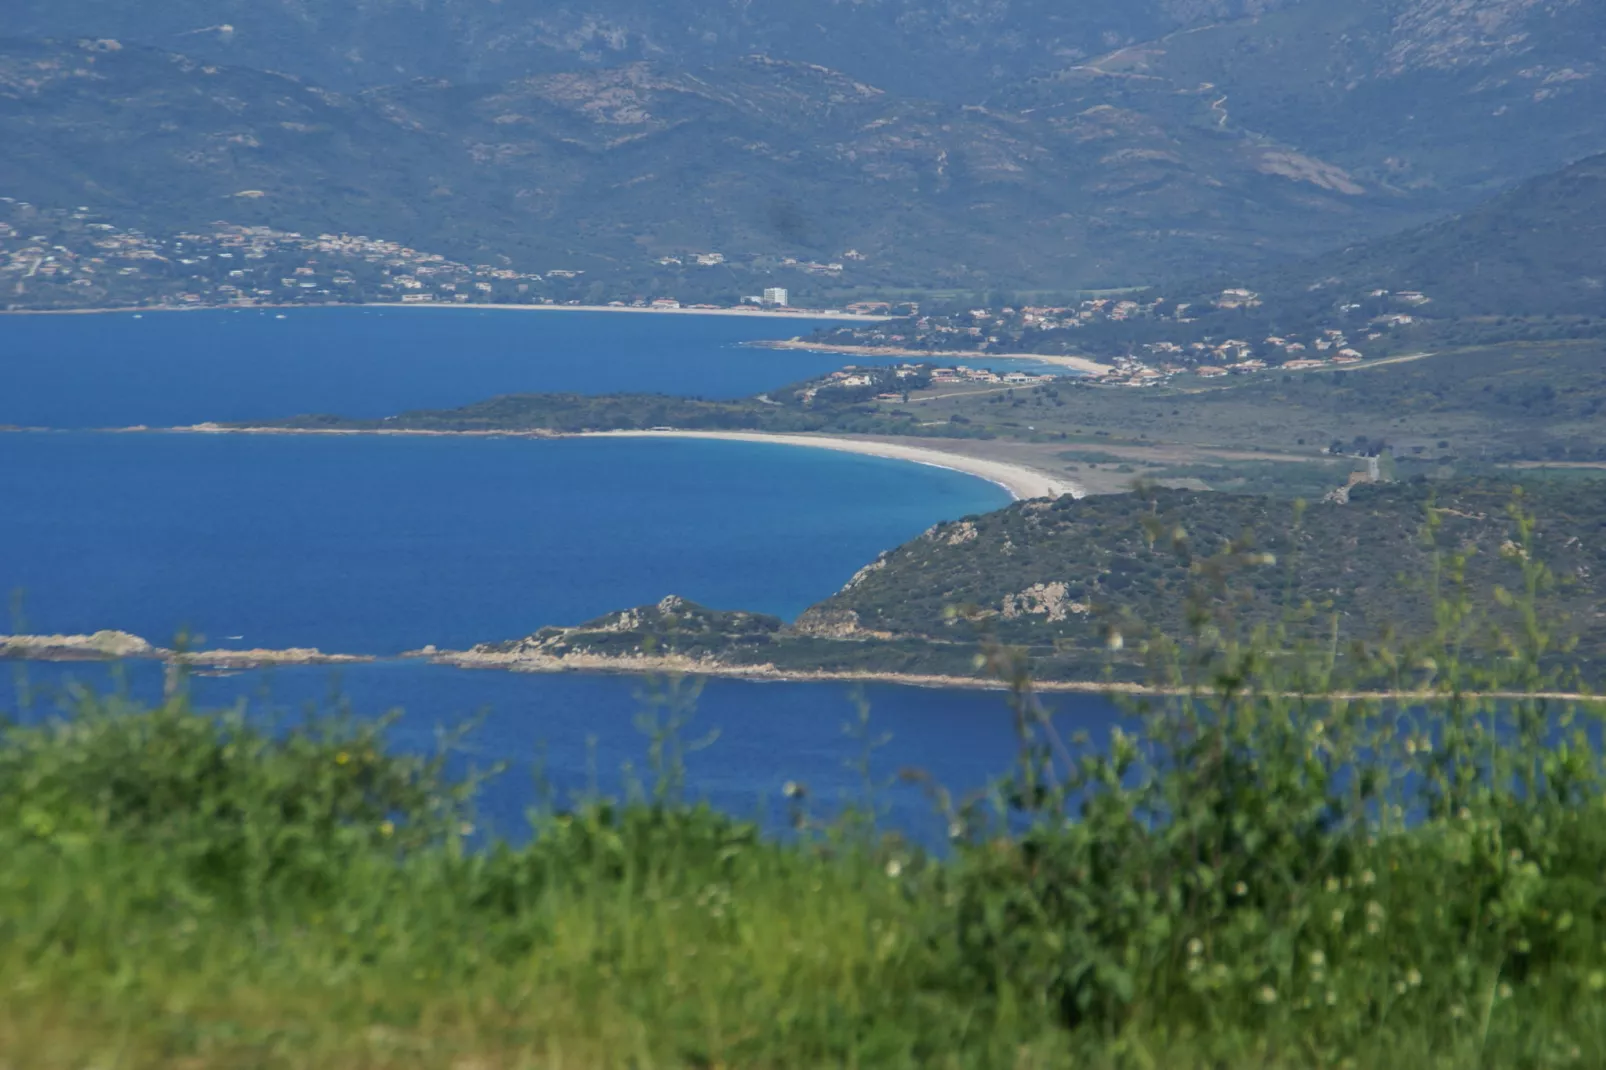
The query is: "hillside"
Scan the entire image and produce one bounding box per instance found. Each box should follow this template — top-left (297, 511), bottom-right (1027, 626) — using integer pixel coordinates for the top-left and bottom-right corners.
top-left (15, 0), bottom-right (1595, 211)
top-left (0, 38), bottom-right (1428, 297)
top-left (1251, 152), bottom-right (1606, 317)
top-left (995, 0), bottom-right (1605, 204)
top-left (458, 479), bottom-right (1606, 685)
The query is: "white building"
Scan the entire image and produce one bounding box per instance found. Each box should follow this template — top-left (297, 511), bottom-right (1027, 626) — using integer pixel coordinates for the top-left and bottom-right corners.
top-left (763, 287), bottom-right (789, 307)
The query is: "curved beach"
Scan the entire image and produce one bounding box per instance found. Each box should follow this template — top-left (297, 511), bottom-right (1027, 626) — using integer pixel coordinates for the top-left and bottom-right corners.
top-left (582, 429), bottom-right (1083, 500)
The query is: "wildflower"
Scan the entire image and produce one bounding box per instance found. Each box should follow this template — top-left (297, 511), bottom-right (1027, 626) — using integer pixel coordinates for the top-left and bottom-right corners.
top-left (1233, 881), bottom-right (1248, 897)
top-left (1366, 900), bottom-right (1385, 918)
top-left (1406, 967), bottom-right (1421, 987)
top-left (948, 820), bottom-right (964, 840)
top-left (459, 822), bottom-right (475, 837)
top-left (1311, 719), bottom-right (1325, 736)
top-left (1360, 869), bottom-right (1376, 886)
top-left (1331, 908), bottom-right (1346, 927)
top-left (1458, 806), bottom-right (1472, 821)
top-left (782, 780), bottom-right (805, 799)
top-left (1449, 1004), bottom-right (1465, 1020)
top-left (1394, 980), bottom-right (1407, 995)
top-left (1509, 848), bottom-right (1523, 864)
top-left (1325, 990), bottom-right (1337, 1007)
top-left (1309, 950), bottom-right (1326, 968)
top-left (1187, 938), bottom-right (1204, 957)
top-left (336, 751), bottom-right (350, 765)
top-left (1257, 985), bottom-right (1277, 1004)
top-left (885, 858), bottom-right (903, 879)
top-left (1106, 630), bottom-right (1124, 652)
top-left (1498, 982), bottom-right (1513, 1000)
top-left (1325, 877), bottom-right (1340, 893)
top-left (379, 820), bottom-right (395, 838)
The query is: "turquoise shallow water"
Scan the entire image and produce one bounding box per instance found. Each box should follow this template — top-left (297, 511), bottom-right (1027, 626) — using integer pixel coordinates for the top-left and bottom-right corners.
top-left (1, 307), bottom-right (1115, 836)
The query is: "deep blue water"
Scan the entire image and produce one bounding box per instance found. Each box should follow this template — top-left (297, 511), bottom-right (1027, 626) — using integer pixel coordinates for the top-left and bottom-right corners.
top-left (1, 307), bottom-right (1118, 834)
top-left (2, 430), bottom-right (1009, 652)
top-left (0, 307), bottom-right (909, 428)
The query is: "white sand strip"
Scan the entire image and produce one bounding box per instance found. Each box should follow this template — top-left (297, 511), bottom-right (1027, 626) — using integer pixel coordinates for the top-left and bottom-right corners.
top-left (582, 430), bottom-right (1083, 501)
top-left (748, 339), bottom-right (1114, 376)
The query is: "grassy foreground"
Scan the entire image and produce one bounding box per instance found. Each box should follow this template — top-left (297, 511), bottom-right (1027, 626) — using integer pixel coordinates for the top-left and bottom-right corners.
top-left (5, 513), bottom-right (1606, 1067)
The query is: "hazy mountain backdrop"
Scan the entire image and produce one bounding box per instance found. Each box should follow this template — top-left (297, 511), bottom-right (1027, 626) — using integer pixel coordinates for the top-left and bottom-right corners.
top-left (3, 0), bottom-right (1602, 292)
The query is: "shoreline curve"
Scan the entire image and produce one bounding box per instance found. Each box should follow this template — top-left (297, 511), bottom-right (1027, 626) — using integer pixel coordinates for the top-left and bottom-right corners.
top-left (579, 429), bottom-right (1083, 501)
top-left (67, 424), bottom-right (1085, 502)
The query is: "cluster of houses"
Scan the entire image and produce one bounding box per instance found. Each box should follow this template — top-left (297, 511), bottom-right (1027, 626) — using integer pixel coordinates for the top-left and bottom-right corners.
top-left (928, 365), bottom-right (1055, 387)
top-left (651, 247), bottom-right (867, 281)
top-left (2, 201), bottom-right (898, 316)
top-left (0, 201), bottom-right (582, 309)
top-left (1099, 337), bottom-right (1372, 387)
top-left (1141, 328), bottom-right (1368, 369)
top-left (795, 362), bottom-right (1057, 404)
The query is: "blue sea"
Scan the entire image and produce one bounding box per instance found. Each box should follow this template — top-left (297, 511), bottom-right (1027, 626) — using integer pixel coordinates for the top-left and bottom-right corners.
top-left (1, 306), bottom-right (926, 428)
top-left (2, 308), bottom-right (1121, 838)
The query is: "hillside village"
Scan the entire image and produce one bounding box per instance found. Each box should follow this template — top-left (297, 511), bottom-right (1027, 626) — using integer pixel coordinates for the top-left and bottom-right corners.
top-left (805, 288), bottom-right (1435, 386)
top-left (0, 197), bottom-right (908, 316)
top-left (0, 200), bottom-right (544, 311)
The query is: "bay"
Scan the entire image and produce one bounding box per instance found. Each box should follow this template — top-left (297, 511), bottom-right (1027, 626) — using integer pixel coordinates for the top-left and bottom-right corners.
top-left (1, 306), bottom-right (1103, 837)
top-left (1, 430), bottom-right (1010, 651)
top-left (0, 306), bottom-right (907, 428)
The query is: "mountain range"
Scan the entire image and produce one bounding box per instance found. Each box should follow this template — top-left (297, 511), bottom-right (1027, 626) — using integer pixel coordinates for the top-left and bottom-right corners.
top-left (2, 0), bottom-right (1603, 293)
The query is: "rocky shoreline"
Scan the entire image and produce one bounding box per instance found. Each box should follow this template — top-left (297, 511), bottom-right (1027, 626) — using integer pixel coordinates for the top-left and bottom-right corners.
top-left (413, 644), bottom-right (1134, 693)
top-left (5, 631), bottom-right (1592, 701)
top-left (1, 632), bottom-right (374, 669)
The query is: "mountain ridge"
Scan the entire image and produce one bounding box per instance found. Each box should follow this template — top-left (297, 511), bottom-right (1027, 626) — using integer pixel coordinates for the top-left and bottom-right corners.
top-left (0, 36), bottom-right (1420, 293)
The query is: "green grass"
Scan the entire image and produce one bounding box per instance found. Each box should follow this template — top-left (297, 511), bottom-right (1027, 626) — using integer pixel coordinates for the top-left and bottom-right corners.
top-left (4, 511), bottom-right (1606, 1067)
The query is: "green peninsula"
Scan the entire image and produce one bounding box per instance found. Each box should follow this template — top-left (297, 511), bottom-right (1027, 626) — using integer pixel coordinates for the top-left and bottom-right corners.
top-left (245, 363), bottom-right (997, 439)
top-left (434, 478), bottom-right (1606, 688)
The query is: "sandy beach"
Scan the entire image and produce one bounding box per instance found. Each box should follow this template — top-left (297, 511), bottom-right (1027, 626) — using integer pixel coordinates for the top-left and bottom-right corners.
top-left (582, 429), bottom-right (1083, 500)
top-left (747, 338), bottom-right (1114, 376)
